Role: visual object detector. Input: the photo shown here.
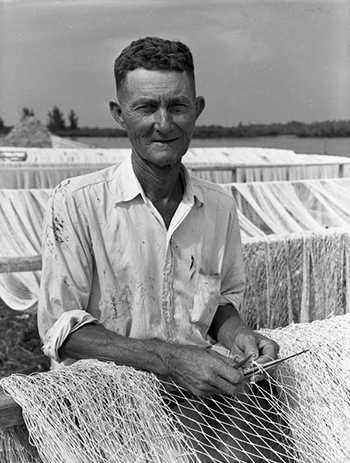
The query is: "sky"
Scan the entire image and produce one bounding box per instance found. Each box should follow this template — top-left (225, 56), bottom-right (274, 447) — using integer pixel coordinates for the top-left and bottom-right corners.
top-left (0, 0), bottom-right (349, 128)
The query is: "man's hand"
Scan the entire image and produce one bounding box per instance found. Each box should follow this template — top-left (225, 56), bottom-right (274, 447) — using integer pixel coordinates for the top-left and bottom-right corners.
top-left (166, 344), bottom-right (245, 396)
top-left (209, 304), bottom-right (280, 382)
top-left (225, 326), bottom-right (279, 382)
top-left (58, 324), bottom-right (245, 396)
top-left (227, 324), bottom-right (279, 363)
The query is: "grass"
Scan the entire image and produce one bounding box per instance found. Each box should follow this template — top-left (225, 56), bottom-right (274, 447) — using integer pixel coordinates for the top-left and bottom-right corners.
top-left (0, 299), bottom-right (50, 380)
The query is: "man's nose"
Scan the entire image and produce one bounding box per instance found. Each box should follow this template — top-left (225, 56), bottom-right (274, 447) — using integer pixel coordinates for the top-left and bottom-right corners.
top-left (154, 109), bottom-right (173, 132)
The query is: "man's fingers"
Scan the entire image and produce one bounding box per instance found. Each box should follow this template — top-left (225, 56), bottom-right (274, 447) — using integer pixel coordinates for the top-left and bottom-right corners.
top-left (244, 337), bottom-right (280, 381)
top-left (205, 363), bottom-right (245, 396)
top-left (196, 354), bottom-right (245, 396)
top-left (255, 336), bottom-right (279, 363)
top-left (235, 332), bottom-right (279, 364)
top-left (215, 359), bottom-right (245, 388)
top-left (249, 373), bottom-right (266, 384)
top-left (237, 333), bottom-right (260, 362)
top-left (207, 349), bottom-right (241, 368)
top-left (170, 345), bottom-right (247, 396)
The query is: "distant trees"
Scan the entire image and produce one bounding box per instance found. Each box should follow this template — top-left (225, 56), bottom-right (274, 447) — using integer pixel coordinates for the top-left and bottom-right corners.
top-left (3, 105), bottom-right (350, 139)
top-left (0, 106), bottom-right (82, 136)
top-left (68, 109), bottom-right (79, 130)
top-left (0, 115), bottom-right (10, 134)
top-left (296, 120), bottom-right (350, 138)
top-left (193, 120), bottom-right (350, 139)
top-left (47, 106), bottom-right (66, 132)
top-left (46, 106), bottom-right (80, 132)
top-left (21, 107), bottom-right (35, 119)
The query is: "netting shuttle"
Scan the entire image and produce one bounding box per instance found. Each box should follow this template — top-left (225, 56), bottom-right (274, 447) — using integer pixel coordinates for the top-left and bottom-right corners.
top-left (243, 348), bottom-right (310, 378)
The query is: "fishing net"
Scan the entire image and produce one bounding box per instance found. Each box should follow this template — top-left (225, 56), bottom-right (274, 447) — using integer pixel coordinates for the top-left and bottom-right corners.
top-left (0, 424), bottom-right (42, 463)
top-left (241, 228), bottom-right (350, 328)
top-left (222, 178), bottom-right (350, 234)
top-left (2, 147), bottom-right (350, 188)
top-left (1, 181), bottom-right (349, 324)
top-left (1, 314), bottom-right (349, 463)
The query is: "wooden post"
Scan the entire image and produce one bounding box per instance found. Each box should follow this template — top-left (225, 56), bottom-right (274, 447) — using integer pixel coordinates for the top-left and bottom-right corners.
top-left (0, 255), bottom-right (42, 274)
top-left (0, 389), bottom-right (24, 428)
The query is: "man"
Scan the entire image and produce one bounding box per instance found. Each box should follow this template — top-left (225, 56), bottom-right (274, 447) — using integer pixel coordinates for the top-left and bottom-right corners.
top-left (38, 36), bottom-right (278, 398)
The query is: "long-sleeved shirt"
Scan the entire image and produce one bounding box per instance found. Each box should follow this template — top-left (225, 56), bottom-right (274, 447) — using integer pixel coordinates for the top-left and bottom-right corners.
top-left (38, 155), bottom-right (246, 363)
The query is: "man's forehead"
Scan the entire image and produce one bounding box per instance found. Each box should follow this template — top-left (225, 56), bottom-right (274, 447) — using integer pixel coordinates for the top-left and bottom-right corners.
top-left (119, 68), bottom-right (195, 98)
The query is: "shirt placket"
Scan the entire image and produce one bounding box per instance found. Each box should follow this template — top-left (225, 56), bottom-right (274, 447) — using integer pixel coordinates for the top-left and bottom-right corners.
top-left (161, 202), bottom-right (194, 342)
top-left (142, 192), bottom-right (194, 342)
top-left (161, 240), bottom-right (175, 342)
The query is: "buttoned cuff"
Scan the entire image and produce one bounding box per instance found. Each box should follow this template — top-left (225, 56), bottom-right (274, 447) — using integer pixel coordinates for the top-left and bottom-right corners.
top-left (42, 310), bottom-right (99, 363)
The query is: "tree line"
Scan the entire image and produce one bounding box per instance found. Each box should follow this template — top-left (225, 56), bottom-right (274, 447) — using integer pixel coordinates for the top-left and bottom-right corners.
top-left (19, 106), bottom-right (79, 131)
top-left (0, 107), bottom-right (79, 134)
top-left (193, 120), bottom-right (350, 139)
top-left (0, 107), bottom-right (349, 138)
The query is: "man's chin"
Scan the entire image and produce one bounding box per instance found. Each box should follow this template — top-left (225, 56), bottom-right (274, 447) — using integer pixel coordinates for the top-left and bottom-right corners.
top-left (151, 141), bottom-right (180, 152)
top-left (149, 156), bottom-right (183, 171)
top-left (148, 144), bottom-right (186, 164)
top-left (131, 143), bottom-right (189, 168)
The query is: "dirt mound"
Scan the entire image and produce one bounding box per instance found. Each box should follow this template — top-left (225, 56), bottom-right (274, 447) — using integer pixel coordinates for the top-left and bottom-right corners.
top-left (4, 116), bottom-right (52, 147)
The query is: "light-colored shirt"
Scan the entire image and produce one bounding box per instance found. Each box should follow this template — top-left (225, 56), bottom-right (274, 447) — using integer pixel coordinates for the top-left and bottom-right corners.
top-left (38, 155), bottom-right (245, 363)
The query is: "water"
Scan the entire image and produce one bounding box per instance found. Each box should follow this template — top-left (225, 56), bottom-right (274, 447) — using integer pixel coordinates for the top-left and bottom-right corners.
top-left (72, 136), bottom-right (350, 157)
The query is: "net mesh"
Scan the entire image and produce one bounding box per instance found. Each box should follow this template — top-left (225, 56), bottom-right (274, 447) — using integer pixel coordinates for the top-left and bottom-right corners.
top-left (1, 183), bottom-right (349, 323)
top-left (242, 228), bottom-right (350, 328)
top-left (1, 314), bottom-right (349, 463)
top-left (222, 178), bottom-right (350, 234)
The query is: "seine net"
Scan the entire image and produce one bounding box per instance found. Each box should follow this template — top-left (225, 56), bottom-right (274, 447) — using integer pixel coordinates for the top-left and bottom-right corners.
top-left (241, 228), bottom-right (350, 329)
top-left (1, 314), bottom-right (350, 463)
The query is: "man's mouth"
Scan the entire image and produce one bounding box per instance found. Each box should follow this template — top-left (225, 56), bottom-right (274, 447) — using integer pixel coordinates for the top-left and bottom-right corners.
top-left (153, 138), bottom-right (177, 144)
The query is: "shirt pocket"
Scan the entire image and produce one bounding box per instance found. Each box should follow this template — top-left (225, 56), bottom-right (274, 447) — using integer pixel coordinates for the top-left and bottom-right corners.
top-left (191, 273), bottom-right (221, 329)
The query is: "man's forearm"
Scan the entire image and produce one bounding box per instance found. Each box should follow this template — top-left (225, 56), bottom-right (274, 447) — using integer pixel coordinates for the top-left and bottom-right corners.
top-left (58, 316), bottom-right (247, 396)
top-left (58, 324), bottom-right (175, 377)
top-left (209, 304), bottom-right (247, 349)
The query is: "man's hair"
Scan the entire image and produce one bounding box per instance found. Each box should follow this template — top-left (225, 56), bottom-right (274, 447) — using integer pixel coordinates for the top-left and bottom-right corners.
top-left (114, 36), bottom-right (196, 95)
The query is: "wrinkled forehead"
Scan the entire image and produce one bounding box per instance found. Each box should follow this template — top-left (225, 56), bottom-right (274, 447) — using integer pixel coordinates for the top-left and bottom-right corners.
top-left (117, 68), bottom-right (196, 102)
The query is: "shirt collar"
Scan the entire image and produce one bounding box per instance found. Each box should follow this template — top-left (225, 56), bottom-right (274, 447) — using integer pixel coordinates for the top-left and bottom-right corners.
top-left (180, 163), bottom-right (204, 207)
top-left (110, 155), bottom-right (143, 203)
top-left (110, 153), bottom-right (204, 207)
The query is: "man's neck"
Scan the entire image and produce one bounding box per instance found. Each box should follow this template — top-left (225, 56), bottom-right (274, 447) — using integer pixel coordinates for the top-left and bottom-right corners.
top-left (131, 150), bottom-right (184, 228)
top-left (131, 150), bottom-right (183, 201)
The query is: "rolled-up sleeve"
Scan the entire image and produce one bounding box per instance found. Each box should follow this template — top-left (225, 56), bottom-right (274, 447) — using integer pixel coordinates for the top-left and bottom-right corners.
top-left (38, 182), bottom-right (97, 362)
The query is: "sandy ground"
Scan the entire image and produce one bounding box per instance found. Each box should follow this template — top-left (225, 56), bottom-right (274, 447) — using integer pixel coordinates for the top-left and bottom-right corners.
top-left (0, 299), bottom-right (50, 380)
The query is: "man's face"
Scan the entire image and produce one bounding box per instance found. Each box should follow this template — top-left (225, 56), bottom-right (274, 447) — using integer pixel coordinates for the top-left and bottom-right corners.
top-left (111, 68), bottom-right (205, 168)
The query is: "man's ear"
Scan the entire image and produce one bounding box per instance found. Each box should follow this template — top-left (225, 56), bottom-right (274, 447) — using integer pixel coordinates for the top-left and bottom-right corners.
top-left (195, 96), bottom-right (205, 121)
top-left (109, 100), bottom-right (126, 129)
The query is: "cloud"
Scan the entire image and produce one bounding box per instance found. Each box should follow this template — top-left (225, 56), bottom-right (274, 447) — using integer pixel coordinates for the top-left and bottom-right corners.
top-left (214, 28), bottom-right (272, 62)
top-left (1, 0), bottom-right (349, 127)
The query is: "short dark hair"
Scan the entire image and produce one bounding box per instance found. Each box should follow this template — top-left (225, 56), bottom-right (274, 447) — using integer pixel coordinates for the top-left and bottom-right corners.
top-left (114, 36), bottom-right (196, 95)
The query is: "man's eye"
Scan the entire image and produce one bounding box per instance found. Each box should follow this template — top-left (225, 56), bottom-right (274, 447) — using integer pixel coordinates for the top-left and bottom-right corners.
top-left (171, 104), bottom-right (186, 112)
top-left (137, 105), bottom-right (155, 111)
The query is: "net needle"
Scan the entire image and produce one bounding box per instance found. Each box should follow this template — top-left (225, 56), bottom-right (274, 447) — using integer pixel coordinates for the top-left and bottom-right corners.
top-left (243, 349), bottom-right (310, 378)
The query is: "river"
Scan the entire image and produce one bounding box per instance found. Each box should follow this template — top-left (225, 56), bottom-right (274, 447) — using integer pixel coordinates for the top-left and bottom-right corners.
top-left (71, 135), bottom-right (350, 158)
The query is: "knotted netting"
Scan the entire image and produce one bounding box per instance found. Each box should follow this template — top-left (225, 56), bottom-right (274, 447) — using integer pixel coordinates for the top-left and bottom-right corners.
top-left (1, 314), bottom-right (349, 463)
top-left (222, 178), bottom-right (350, 234)
top-left (241, 228), bottom-right (350, 328)
top-left (1, 182), bottom-right (350, 324)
